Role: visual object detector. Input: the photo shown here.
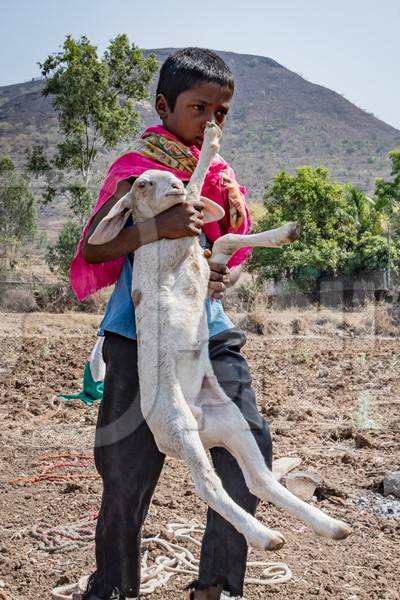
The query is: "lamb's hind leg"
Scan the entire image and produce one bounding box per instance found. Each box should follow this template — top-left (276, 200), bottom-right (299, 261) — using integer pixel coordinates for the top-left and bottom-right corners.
top-left (177, 425), bottom-right (286, 551)
top-left (145, 374), bottom-right (286, 550)
top-left (201, 378), bottom-right (351, 540)
top-left (154, 389), bottom-right (285, 551)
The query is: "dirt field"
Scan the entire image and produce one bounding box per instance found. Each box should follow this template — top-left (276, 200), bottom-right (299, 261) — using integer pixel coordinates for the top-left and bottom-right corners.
top-left (0, 310), bottom-right (399, 600)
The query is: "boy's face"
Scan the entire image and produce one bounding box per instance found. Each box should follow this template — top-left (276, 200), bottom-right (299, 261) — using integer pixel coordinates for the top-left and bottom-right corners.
top-left (156, 82), bottom-right (233, 149)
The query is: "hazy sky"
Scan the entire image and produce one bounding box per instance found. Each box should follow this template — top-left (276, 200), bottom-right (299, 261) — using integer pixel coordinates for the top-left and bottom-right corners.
top-left (1, 0), bottom-right (399, 129)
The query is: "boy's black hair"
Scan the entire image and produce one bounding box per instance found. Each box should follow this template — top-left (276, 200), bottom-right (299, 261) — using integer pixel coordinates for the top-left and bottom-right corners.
top-left (156, 47), bottom-right (234, 111)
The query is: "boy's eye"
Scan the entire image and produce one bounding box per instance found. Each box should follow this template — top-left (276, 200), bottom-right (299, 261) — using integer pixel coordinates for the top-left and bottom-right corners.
top-left (192, 105), bottom-right (204, 112)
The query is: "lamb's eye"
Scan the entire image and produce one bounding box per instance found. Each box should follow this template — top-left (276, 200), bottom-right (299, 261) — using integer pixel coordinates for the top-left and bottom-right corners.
top-left (149, 181), bottom-right (154, 186)
top-left (138, 180), bottom-right (146, 188)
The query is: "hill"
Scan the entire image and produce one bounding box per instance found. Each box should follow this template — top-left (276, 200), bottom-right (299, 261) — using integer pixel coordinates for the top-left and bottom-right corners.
top-left (1, 48), bottom-right (399, 209)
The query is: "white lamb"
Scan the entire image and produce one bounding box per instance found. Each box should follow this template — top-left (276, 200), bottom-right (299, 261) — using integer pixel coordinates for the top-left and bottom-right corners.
top-left (89, 122), bottom-right (351, 551)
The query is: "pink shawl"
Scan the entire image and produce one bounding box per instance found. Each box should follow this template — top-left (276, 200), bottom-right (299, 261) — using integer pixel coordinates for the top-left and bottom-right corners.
top-left (70, 126), bottom-right (251, 301)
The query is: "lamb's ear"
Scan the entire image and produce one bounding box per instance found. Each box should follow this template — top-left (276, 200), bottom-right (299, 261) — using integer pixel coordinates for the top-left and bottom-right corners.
top-left (88, 192), bottom-right (133, 245)
top-left (201, 197), bottom-right (225, 224)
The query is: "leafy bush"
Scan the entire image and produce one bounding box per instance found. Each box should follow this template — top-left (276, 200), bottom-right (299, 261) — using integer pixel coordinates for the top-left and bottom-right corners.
top-left (0, 158), bottom-right (37, 272)
top-left (348, 233), bottom-right (397, 273)
top-left (0, 158), bottom-right (37, 244)
top-left (249, 166), bottom-right (398, 291)
top-left (46, 220), bottom-right (81, 281)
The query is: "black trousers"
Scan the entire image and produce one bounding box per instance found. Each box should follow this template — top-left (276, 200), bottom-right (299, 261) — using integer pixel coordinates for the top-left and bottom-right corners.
top-left (86, 328), bottom-right (272, 599)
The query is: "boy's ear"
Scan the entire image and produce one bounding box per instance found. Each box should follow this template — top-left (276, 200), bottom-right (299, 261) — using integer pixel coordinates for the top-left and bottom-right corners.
top-left (201, 197), bottom-right (225, 224)
top-left (88, 192), bottom-right (133, 245)
top-left (155, 94), bottom-right (170, 119)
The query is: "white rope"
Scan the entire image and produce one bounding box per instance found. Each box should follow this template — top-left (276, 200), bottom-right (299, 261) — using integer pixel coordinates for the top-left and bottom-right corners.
top-left (51, 520), bottom-right (292, 599)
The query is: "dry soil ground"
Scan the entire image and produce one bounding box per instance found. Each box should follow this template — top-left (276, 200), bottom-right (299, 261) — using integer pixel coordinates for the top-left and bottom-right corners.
top-left (0, 311), bottom-right (399, 600)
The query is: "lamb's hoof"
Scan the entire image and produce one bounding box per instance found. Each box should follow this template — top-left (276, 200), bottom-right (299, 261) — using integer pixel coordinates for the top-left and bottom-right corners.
top-left (265, 530), bottom-right (286, 551)
top-left (205, 121), bottom-right (222, 139)
top-left (331, 520), bottom-right (352, 540)
top-left (288, 222), bottom-right (300, 242)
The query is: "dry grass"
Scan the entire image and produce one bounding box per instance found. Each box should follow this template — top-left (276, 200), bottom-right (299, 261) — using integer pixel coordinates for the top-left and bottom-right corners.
top-left (227, 297), bottom-right (400, 338)
top-left (0, 288), bottom-right (38, 312)
top-left (2, 279), bottom-right (399, 341)
top-left (0, 283), bottom-right (111, 315)
top-left (2, 301), bottom-right (398, 341)
top-left (0, 311), bottom-right (102, 337)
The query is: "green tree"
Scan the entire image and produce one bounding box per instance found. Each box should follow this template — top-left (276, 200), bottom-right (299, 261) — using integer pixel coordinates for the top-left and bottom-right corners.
top-left (27, 34), bottom-right (158, 279)
top-left (373, 149), bottom-right (400, 285)
top-left (344, 185), bottom-right (394, 280)
top-left (345, 186), bottom-right (382, 235)
top-left (249, 167), bottom-right (357, 290)
top-left (46, 220), bottom-right (82, 280)
top-left (249, 166), bottom-right (393, 291)
top-left (347, 232), bottom-right (397, 273)
top-left (374, 150), bottom-right (400, 211)
top-left (0, 158), bottom-right (37, 271)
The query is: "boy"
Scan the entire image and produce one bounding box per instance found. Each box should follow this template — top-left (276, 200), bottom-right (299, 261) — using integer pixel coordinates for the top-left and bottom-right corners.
top-left (71, 48), bottom-right (272, 600)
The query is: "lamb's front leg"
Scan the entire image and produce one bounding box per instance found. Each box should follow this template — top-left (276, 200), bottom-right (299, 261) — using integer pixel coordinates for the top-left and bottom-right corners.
top-left (210, 222), bottom-right (300, 265)
top-left (186, 122), bottom-right (222, 199)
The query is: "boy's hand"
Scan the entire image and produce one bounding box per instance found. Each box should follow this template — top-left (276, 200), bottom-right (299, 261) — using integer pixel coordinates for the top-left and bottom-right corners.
top-left (156, 201), bottom-right (205, 239)
top-left (204, 249), bottom-right (230, 300)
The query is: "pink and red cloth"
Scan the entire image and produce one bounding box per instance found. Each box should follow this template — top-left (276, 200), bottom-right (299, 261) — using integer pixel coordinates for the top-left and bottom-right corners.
top-left (70, 125), bottom-right (252, 301)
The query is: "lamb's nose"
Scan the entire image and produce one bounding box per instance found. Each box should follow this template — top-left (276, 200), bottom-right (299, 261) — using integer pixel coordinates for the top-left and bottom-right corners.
top-left (172, 182), bottom-right (183, 189)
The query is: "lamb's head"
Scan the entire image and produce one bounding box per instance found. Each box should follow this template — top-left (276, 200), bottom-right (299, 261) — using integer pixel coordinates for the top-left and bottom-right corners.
top-left (89, 169), bottom-right (225, 245)
top-left (132, 170), bottom-right (187, 222)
